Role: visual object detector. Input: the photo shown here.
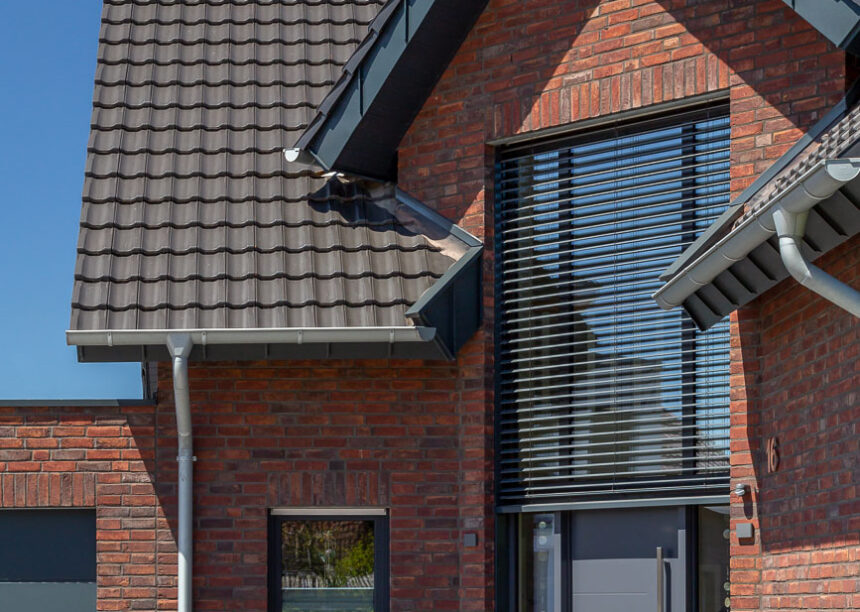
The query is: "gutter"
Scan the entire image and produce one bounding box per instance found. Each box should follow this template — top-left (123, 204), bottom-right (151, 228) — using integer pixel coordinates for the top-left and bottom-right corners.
top-left (654, 158), bottom-right (860, 311)
top-left (659, 82), bottom-right (860, 283)
top-left (66, 326), bottom-right (436, 348)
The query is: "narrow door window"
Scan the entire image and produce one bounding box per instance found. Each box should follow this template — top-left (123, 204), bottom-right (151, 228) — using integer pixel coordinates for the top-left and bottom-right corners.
top-left (518, 513), bottom-right (560, 612)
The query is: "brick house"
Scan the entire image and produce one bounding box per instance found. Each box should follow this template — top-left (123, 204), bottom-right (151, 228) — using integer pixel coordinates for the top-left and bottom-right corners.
top-left (0, 0), bottom-right (858, 611)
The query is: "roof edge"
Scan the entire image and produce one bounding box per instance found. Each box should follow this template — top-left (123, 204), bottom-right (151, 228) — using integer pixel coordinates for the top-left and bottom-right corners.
top-left (660, 81), bottom-right (860, 282)
top-left (653, 158), bottom-right (860, 310)
top-left (67, 326), bottom-right (437, 348)
top-left (68, 326), bottom-right (447, 363)
top-left (295, 0), bottom-right (489, 180)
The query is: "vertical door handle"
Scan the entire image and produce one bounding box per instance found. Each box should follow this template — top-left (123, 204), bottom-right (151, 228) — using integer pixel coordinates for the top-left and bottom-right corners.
top-left (656, 546), bottom-right (664, 612)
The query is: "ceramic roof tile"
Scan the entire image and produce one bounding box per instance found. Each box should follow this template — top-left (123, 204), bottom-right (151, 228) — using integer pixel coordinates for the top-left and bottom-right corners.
top-left (72, 0), bottom-right (470, 332)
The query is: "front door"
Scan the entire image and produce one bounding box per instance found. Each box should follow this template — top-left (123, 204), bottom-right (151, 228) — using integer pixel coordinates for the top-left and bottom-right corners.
top-left (512, 505), bottom-right (730, 611)
top-left (570, 507), bottom-right (687, 612)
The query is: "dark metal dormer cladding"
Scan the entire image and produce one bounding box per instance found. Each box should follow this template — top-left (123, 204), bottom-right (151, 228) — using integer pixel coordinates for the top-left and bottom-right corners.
top-left (295, 0), bottom-right (490, 181)
top-left (68, 0), bottom-right (483, 363)
top-left (781, 0), bottom-right (860, 54)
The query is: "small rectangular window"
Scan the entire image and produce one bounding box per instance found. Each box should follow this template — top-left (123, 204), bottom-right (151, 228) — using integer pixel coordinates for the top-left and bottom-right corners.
top-left (0, 509), bottom-right (97, 612)
top-left (268, 511), bottom-right (389, 612)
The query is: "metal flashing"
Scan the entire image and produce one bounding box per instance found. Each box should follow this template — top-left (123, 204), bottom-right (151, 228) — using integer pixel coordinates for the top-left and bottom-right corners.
top-left (295, 0), bottom-right (490, 180)
top-left (781, 0), bottom-right (860, 53)
top-left (406, 245), bottom-right (483, 359)
top-left (72, 340), bottom-right (452, 363)
top-left (394, 187), bottom-right (482, 248)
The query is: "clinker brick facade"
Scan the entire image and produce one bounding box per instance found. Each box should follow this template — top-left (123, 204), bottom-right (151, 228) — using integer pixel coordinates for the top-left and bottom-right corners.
top-left (729, 240), bottom-right (860, 612)
top-left (398, 0), bottom-right (859, 610)
top-left (1, 353), bottom-right (495, 611)
top-left (2, 1), bottom-right (859, 611)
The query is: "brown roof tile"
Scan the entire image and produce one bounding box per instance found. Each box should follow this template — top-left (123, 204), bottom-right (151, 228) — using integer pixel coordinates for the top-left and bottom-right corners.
top-left (72, 0), bottom-right (471, 332)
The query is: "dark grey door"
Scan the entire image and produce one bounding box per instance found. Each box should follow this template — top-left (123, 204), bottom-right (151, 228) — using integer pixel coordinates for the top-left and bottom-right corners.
top-left (570, 507), bottom-right (687, 612)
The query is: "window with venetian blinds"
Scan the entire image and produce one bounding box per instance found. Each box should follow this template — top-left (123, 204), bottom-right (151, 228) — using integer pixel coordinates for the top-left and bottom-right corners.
top-left (495, 103), bottom-right (732, 507)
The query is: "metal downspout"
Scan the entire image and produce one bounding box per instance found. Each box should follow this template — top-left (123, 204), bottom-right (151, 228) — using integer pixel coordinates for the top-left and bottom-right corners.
top-left (773, 208), bottom-right (860, 318)
top-left (167, 333), bottom-right (194, 612)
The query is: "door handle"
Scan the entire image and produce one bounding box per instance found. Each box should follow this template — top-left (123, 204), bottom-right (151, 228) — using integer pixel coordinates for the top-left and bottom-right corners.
top-left (656, 546), bottom-right (664, 612)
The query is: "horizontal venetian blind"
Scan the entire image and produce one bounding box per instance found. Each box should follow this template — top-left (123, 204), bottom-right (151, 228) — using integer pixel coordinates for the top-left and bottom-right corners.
top-left (495, 103), bottom-right (731, 507)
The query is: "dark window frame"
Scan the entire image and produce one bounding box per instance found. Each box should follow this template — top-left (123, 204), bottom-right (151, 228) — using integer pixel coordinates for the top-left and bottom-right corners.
top-left (267, 510), bottom-right (390, 612)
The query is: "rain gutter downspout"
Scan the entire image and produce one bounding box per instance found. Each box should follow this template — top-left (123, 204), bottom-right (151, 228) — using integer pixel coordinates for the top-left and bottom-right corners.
top-left (167, 333), bottom-right (194, 612)
top-left (773, 208), bottom-right (860, 317)
top-left (654, 159), bottom-right (860, 311)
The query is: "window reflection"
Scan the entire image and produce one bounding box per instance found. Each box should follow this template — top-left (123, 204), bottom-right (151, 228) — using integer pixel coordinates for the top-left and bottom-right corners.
top-left (280, 520), bottom-right (375, 612)
top-left (496, 107), bottom-right (731, 503)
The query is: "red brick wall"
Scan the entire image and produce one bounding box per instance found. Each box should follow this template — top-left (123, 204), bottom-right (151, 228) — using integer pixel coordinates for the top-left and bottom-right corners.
top-left (0, 355), bottom-right (494, 612)
top-left (0, 403), bottom-right (162, 610)
top-left (730, 239), bottom-right (860, 612)
top-left (165, 359), bottom-right (492, 612)
top-left (396, 1), bottom-right (855, 611)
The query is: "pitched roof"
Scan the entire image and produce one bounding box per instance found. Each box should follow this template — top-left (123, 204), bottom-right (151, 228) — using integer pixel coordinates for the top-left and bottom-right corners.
top-left (654, 92), bottom-right (860, 328)
top-left (70, 0), bottom-right (482, 360)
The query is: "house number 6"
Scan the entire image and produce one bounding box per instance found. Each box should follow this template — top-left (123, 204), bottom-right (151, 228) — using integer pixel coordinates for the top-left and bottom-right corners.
top-left (766, 437), bottom-right (780, 473)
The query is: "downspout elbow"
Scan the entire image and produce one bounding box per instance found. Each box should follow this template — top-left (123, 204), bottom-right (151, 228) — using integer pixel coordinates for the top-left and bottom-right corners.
top-left (168, 334), bottom-right (194, 447)
top-left (778, 235), bottom-right (816, 287)
top-left (773, 208), bottom-right (860, 318)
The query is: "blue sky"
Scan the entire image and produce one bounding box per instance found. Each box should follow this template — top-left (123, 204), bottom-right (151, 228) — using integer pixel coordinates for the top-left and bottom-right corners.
top-left (0, 1), bottom-right (141, 399)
